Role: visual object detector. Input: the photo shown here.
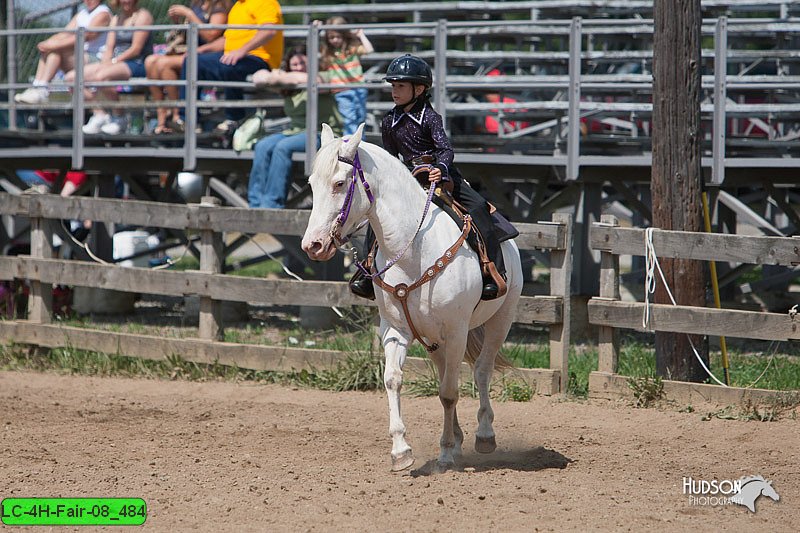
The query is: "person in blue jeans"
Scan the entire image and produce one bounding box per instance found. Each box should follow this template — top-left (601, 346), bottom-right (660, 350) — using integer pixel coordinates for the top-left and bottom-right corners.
top-left (316, 16), bottom-right (373, 136)
top-left (179, 0), bottom-right (284, 131)
top-left (248, 46), bottom-right (342, 208)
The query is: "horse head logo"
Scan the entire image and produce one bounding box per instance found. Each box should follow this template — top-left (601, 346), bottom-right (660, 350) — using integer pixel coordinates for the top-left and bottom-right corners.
top-left (731, 475), bottom-right (780, 513)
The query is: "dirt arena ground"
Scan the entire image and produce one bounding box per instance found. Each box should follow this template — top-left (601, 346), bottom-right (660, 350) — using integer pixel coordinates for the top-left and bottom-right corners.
top-left (1, 371), bottom-right (798, 532)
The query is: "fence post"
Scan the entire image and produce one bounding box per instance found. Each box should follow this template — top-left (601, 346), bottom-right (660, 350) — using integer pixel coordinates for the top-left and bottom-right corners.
top-left (27, 197), bottom-right (52, 323)
top-left (305, 24), bottom-right (320, 176)
top-left (183, 23), bottom-right (198, 171)
top-left (71, 27), bottom-right (86, 170)
top-left (434, 19), bottom-right (448, 126)
top-left (549, 212), bottom-right (573, 393)
top-left (566, 16), bottom-right (582, 181)
top-left (711, 16), bottom-right (727, 186)
top-left (7, 0), bottom-right (17, 132)
top-left (198, 196), bottom-right (223, 341)
top-left (597, 214), bottom-right (620, 373)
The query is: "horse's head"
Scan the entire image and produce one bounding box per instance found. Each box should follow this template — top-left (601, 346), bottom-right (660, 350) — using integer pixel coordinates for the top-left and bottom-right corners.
top-left (302, 123), bottom-right (371, 261)
top-left (761, 480), bottom-right (780, 502)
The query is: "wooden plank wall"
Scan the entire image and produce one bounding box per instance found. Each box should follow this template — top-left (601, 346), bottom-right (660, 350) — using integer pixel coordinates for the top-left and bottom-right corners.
top-left (0, 193), bottom-right (572, 395)
top-left (587, 216), bottom-right (800, 404)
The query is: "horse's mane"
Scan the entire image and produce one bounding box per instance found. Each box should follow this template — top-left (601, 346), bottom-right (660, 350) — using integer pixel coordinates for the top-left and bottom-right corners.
top-left (312, 137), bottom-right (422, 193)
top-left (312, 138), bottom-right (344, 179)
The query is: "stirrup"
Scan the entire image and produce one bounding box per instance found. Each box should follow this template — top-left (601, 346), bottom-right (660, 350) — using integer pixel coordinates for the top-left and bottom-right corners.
top-left (481, 279), bottom-right (500, 301)
top-left (481, 261), bottom-right (507, 300)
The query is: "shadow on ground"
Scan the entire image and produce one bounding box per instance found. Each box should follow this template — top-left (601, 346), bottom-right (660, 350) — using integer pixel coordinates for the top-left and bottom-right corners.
top-left (410, 446), bottom-right (572, 477)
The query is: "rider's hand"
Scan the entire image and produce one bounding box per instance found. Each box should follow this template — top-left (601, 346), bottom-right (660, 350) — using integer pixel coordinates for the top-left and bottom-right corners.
top-left (428, 167), bottom-right (442, 184)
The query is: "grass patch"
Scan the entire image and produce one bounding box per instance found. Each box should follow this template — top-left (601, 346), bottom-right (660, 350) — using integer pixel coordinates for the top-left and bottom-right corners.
top-left (0, 343), bottom-right (244, 381)
top-left (285, 351), bottom-right (385, 392)
top-left (170, 255), bottom-right (287, 278)
top-left (627, 375), bottom-right (665, 408)
top-left (720, 349), bottom-right (800, 391)
top-left (701, 394), bottom-right (800, 422)
top-left (496, 378), bottom-right (534, 402)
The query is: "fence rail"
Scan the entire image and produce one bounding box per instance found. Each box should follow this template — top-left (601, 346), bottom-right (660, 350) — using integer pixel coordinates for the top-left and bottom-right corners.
top-left (586, 214), bottom-right (800, 403)
top-left (0, 192), bottom-right (573, 395)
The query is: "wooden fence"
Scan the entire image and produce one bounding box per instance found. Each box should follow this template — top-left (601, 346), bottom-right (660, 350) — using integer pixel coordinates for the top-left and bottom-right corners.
top-left (587, 214), bottom-right (800, 404)
top-left (0, 192), bottom-right (573, 395)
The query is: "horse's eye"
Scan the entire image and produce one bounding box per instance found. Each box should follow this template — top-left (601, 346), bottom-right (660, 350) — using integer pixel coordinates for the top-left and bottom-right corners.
top-left (334, 180), bottom-right (346, 190)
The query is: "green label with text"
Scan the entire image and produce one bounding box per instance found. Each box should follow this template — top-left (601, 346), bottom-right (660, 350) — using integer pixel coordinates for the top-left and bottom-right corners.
top-left (1, 498), bottom-right (146, 526)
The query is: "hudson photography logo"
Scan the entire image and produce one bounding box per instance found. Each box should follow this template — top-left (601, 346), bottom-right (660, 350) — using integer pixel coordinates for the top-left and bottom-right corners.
top-left (683, 475), bottom-right (780, 512)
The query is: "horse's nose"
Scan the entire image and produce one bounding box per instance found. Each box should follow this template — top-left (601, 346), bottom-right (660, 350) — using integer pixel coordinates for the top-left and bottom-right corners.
top-left (302, 239), bottom-right (322, 258)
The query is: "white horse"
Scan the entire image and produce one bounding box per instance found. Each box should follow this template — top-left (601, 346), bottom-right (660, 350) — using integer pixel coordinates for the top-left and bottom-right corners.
top-left (301, 123), bottom-right (523, 470)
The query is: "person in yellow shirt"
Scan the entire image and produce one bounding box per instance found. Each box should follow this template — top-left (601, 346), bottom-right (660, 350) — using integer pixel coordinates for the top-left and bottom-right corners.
top-left (179, 0), bottom-right (284, 131)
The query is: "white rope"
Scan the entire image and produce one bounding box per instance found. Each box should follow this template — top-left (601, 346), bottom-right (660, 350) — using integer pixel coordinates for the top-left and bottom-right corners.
top-left (240, 233), bottom-right (344, 319)
top-left (60, 219), bottom-right (111, 265)
top-left (59, 219), bottom-right (186, 270)
top-left (745, 340), bottom-right (777, 390)
top-left (643, 227), bottom-right (728, 387)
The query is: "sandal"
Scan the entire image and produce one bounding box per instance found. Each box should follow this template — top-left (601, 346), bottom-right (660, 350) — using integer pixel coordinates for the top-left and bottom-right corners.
top-left (153, 125), bottom-right (174, 135)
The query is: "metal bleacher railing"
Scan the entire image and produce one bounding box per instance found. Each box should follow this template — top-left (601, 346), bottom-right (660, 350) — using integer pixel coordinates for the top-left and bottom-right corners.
top-left (2, 12), bottom-right (800, 185)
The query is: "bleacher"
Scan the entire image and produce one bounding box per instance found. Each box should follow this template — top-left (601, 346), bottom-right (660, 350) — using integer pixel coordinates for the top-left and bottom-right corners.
top-left (3, 1), bottom-right (800, 192)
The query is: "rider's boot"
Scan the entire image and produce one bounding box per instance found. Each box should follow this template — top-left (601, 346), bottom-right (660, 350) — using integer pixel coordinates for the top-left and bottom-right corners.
top-left (349, 267), bottom-right (375, 300)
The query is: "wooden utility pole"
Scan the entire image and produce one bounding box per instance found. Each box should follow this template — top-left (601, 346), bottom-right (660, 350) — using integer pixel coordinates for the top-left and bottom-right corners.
top-left (651, 0), bottom-right (708, 381)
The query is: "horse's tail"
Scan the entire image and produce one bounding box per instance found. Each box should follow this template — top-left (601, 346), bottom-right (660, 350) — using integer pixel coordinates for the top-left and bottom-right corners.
top-left (464, 325), bottom-right (514, 371)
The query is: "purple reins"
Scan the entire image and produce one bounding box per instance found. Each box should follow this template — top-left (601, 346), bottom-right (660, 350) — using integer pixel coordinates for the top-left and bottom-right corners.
top-left (332, 143), bottom-right (437, 281)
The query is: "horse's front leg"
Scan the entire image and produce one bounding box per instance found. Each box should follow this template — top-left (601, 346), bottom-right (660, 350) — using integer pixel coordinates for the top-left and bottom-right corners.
top-left (382, 322), bottom-right (414, 471)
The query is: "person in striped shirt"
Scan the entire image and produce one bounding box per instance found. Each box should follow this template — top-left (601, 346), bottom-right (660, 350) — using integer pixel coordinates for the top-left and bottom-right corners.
top-left (316, 16), bottom-right (374, 136)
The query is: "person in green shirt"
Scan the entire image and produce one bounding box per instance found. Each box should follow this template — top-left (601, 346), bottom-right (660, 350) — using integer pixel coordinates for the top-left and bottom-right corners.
top-left (247, 46), bottom-right (343, 208)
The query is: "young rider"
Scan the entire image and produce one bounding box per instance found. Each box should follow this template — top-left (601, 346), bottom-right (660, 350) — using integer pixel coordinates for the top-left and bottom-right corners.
top-left (349, 53), bottom-right (505, 301)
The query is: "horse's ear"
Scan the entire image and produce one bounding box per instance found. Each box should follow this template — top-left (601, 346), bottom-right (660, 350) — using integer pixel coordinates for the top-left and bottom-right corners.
top-left (320, 123), bottom-right (335, 146)
top-left (341, 123), bottom-right (365, 160)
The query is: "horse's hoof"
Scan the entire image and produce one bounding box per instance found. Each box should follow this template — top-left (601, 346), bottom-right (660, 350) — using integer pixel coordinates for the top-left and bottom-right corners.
top-left (435, 460), bottom-right (455, 473)
top-left (391, 450), bottom-right (414, 471)
top-left (475, 435), bottom-right (497, 454)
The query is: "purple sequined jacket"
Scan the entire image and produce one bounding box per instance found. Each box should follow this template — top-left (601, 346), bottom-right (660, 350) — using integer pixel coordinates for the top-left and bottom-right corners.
top-left (380, 99), bottom-right (462, 184)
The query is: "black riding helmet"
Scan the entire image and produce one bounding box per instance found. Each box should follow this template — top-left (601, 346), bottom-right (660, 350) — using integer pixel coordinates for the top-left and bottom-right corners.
top-left (383, 54), bottom-right (433, 87)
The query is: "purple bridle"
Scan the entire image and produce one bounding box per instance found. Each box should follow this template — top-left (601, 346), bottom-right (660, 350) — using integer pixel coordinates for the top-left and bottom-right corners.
top-left (331, 143), bottom-right (437, 281)
top-left (330, 151), bottom-right (374, 245)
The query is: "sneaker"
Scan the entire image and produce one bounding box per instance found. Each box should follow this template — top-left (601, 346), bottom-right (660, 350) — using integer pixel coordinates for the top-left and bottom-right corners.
top-left (214, 119), bottom-right (239, 133)
top-left (22, 184), bottom-right (50, 195)
top-left (82, 113), bottom-right (111, 134)
top-left (101, 116), bottom-right (127, 135)
top-left (14, 87), bottom-right (48, 104)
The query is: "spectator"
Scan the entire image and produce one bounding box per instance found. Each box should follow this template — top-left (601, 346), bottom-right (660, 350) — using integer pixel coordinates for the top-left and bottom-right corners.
top-left (146, 1), bottom-right (231, 134)
top-left (16, 169), bottom-right (88, 197)
top-left (484, 69), bottom-right (530, 135)
top-left (247, 46), bottom-right (343, 209)
top-left (68, 0), bottom-right (154, 135)
top-left (180, 0), bottom-right (284, 133)
top-left (316, 16), bottom-right (373, 136)
top-left (14, 0), bottom-right (112, 105)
